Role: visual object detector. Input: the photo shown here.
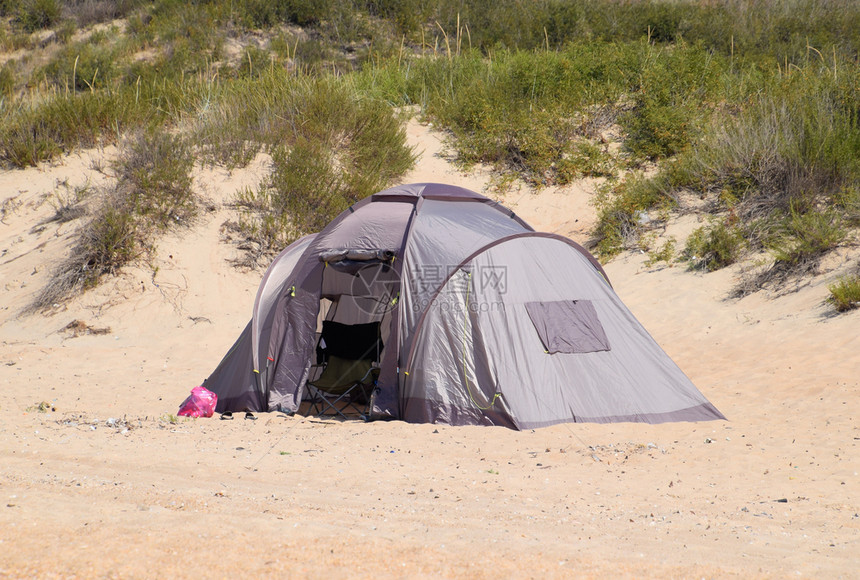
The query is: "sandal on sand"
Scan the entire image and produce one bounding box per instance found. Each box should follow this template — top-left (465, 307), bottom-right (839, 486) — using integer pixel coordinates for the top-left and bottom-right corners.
top-left (244, 412), bottom-right (257, 421)
top-left (220, 412), bottom-right (233, 420)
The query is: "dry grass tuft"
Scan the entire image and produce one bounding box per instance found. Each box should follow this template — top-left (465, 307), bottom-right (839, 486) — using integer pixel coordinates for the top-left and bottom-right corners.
top-left (61, 319), bottom-right (111, 336)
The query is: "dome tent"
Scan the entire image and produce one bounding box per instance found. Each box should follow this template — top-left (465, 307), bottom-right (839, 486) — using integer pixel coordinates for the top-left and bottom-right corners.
top-left (203, 183), bottom-right (723, 429)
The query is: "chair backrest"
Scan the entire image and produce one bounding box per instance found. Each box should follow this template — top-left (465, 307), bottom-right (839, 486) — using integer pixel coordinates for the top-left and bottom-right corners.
top-left (320, 320), bottom-right (382, 362)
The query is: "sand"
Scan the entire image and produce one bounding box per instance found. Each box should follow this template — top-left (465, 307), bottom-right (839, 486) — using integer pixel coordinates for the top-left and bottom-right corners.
top-left (0, 120), bottom-right (857, 578)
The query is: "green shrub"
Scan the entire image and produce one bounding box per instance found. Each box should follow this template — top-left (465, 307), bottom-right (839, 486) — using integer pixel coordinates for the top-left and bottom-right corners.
top-left (16, 0), bottom-right (61, 31)
top-left (209, 75), bottom-right (414, 253)
top-left (618, 57), bottom-right (860, 294)
top-left (834, 185), bottom-right (860, 227)
top-left (556, 140), bottom-right (616, 181)
top-left (278, 0), bottom-right (333, 27)
top-left (683, 219), bottom-right (746, 272)
top-left (140, 1), bottom-right (224, 78)
top-left (40, 41), bottom-right (120, 91)
top-left (114, 130), bottom-right (196, 228)
top-left (234, 0), bottom-right (332, 27)
top-left (364, 41), bottom-right (723, 182)
top-left (245, 138), bottom-right (343, 244)
top-left (124, 10), bottom-right (152, 43)
top-left (592, 173), bottom-right (676, 259)
top-left (364, 44), bottom-right (638, 185)
top-left (364, 0), bottom-right (432, 36)
top-left (55, 18), bottom-right (76, 42)
top-left (239, 0), bottom-right (850, 58)
top-left (0, 113), bottom-right (63, 167)
top-left (237, 0), bottom-right (281, 28)
top-left (0, 0), bottom-right (21, 17)
top-left (76, 199), bottom-right (139, 284)
top-left (293, 37), bottom-right (333, 69)
top-left (64, 0), bottom-right (142, 27)
top-left (620, 43), bottom-right (726, 161)
top-left (672, 72), bottom-right (860, 224)
top-left (644, 236), bottom-right (676, 268)
top-left (731, 206), bottom-right (849, 297)
top-left (268, 31), bottom-right (297, 60)
top-left (827, 274), bottom-right (860, 312)
top-left (0, 26), bottom-right (33, 52)
top-left (768, 207), bottom-right (846, 271)
top-left (0, 87), bottom-right (151, 167)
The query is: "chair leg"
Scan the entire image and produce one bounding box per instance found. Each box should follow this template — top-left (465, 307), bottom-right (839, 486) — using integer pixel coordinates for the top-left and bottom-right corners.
top-left (305, 377), bottom-right (376, 421)
top-left (307, 384), bottom-right (360, 420)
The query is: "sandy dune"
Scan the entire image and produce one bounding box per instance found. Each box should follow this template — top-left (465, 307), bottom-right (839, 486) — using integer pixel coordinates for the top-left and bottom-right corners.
top-left (1, 120), bottom-right (857, 578)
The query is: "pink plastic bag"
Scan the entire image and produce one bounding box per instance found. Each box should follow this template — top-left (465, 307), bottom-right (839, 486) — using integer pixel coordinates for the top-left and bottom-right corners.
top-left (177, 385), bottom-right (218, 418)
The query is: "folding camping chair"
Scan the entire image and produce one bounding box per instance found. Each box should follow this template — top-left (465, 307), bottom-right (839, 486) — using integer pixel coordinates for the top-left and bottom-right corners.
top-left (306, 320), bottom-right (382, 420)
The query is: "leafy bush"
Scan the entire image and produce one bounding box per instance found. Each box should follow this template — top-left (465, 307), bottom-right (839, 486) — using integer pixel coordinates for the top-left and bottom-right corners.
top-left (616, 58), bottom-right (860, 292)
top-left (15, 0), bottom-right (61, 31)
top-left (0, 0), bottom-right (21, 17)
top-left (234, 45), bottom-right (273, 79)
top-left (768, 207), bottom-right (846, 272)
top-left (728, 207), bottom-right (848, 298)
top-left (236, 138), bottom-right (342, 248)
top-left (54, 18), bottom-right (76, 42)
top-left (239, 0), bottom-right (332, 27)
top-left (294, 37), bottom-right (335, 69)
top-left (364, 0), bottom-right (432, 36)
top-left (199, 74), bottom-right (414, 255)
top-left (0, 111), bottom-right (64, 167)
top-left (357, 44), bottom-right (639, 185)
top-left (834, 185), bottom-right (860, 227)
top-left (683, 219), bottom-right (746, 272)
top-left (114, 130), bottom-right (196, 228)
top-left (74, 198), bottom-right (139, 284)
top-left (140, 0), bottom-right (224, 77)
top-left (644, 236), bottom-right (676, 268)
top-left (357, 41), bottom-right (727, 183)
top-left (684, 87), bottom-right (860, 225)
top-left (619, 43), bottom-right (727, 161)
top-left (827, 273), bottom-right (860, 312)
top-left (592, 173), bottom-right (677, 259)
top-left (555, 140), bottom-right (616, 181)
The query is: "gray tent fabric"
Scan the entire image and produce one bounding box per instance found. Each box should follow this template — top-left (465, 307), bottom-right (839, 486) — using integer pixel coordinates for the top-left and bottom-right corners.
top-left (206, 233), bottom-right (315, 414)
top-left (399, 198), bottom-right (532, 362)
top-left (202, 183), bottom-right (724, 428)
top-left (401, 234), bottom-right (721, 428)
top-left (207, 319), bottom-right (265, 413)
top-left (252, 234), bottom-right (316, 375)
top-left (524, 300), bottom-right (611, 354)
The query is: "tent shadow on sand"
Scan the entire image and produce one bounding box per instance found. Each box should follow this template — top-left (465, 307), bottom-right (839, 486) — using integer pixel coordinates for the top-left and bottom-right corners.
top-left (202, 183), bottom-right (724, 430)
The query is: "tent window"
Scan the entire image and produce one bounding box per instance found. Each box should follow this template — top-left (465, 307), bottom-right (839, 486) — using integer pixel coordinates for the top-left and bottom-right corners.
top-left (525, 300), bottom-right (610, 354)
